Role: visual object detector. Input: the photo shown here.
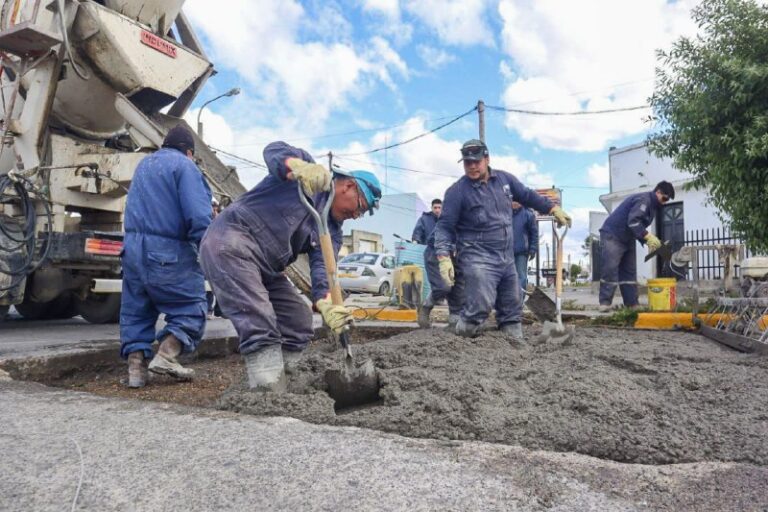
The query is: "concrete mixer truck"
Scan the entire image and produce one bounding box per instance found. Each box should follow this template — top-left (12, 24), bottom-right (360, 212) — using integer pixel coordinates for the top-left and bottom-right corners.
top-left (0, 0), bottom-right (248, 323)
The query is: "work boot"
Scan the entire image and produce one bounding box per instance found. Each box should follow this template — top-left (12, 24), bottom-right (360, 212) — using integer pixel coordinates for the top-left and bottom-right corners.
top-left (127, 351), bottom-right (147, 388)
top-left (455, 318), bottom-right (480, 338)
top-left (500, 322), bottom-right (524, 342)
top-left (598, 304), bottom-right (611, 313)
top-left (417, 296), bottom-right (435, 328)
top-left (282, 348), bottom-right (304, 375)
top-left (148, 335), bottom-right (194, 381)
top-left (245, 345), bottom-right (287, 392)
top-left (447, 313), bottom-right (460, 329)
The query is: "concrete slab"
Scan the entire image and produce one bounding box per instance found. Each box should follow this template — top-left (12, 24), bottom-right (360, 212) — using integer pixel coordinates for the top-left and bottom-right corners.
top-left (1, 381), bottom-right (766, 512)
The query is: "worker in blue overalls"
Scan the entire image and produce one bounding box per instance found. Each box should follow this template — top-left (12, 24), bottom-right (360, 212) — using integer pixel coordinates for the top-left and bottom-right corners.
top-left (120, 125), bottom-right (212, 388)
top-left (200, 141), bottom-right (382, 392)
top-left (598, 181), bottom-right (674, 311)
top-left (433, 140), bottom-right (572, 341)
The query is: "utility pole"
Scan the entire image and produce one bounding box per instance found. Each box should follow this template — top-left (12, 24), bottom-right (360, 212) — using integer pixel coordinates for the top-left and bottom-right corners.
top-left (327, 151), bottom-right (333, 172)
top-left (477, 99), bottom-right (485, 142)
top-left (384, 135), bottom-right (388, 193)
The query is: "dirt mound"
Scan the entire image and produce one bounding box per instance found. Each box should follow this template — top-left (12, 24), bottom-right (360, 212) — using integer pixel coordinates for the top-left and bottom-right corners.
top-left (218, 326), bottom-right (768, 465)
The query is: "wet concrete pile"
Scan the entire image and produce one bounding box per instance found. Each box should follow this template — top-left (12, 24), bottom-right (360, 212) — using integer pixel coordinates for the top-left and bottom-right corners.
top-left (218, 326), bottom-right (768, 465)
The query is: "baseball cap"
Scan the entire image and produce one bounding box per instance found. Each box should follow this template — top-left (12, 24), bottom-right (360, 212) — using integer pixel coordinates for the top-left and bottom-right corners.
top-left (458, 139), bottom-right (489, 162)
top-left (334, 169), bottom-right (382, 216)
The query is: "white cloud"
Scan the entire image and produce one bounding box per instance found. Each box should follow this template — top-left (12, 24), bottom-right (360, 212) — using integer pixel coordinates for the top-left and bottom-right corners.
top-left (497, 0), bottom-right (700, 151)
top-left (587, 163), bottom-right (609, 188)
top-left (404, 0), bottom-right (494, 47)
top-left (416, 45), bottom-right (456, 70)
top-left (362, 0), bottom-right (400, 19)
top-left (184, 0), bottom-right (408, 129)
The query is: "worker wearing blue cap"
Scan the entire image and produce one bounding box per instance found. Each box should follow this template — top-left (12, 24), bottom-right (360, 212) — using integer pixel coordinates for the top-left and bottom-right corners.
top-left (199, 141), bottom-right (382, 391)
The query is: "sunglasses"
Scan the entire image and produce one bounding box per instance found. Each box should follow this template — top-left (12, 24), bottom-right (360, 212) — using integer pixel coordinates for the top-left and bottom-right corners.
top-left (354, 182), bottom-right (382, 215)
top-left (460, 147), bottom-right (487, 162)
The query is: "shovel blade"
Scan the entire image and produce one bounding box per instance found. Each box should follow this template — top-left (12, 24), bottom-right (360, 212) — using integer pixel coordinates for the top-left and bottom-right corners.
top-left (535, 321), bottom-right (575, 346)
top-left (325, 358), bottom-right (380, 410)
top-left (527, 287), bottom-right (557, 323)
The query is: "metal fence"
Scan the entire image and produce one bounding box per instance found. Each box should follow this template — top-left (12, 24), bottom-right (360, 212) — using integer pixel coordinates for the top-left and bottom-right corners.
top-left (679, 227), bottom-right (752, 281)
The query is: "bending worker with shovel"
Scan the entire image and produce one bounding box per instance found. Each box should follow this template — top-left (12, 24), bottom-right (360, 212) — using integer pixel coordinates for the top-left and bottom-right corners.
top-left (200, 141), bottom-right (382, 391)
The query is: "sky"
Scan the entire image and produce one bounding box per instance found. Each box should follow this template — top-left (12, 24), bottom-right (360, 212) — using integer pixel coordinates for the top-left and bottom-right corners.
top-left (181, 0), bottom-right (700, 264)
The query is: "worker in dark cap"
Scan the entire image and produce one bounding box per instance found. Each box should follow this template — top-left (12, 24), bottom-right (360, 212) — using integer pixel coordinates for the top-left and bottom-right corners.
top-left (120, 124), bottom-right (213, 388)
top-left (434, 139), bottom-right (572, 341)
top-left (598, 180), bottom-right (675, 311)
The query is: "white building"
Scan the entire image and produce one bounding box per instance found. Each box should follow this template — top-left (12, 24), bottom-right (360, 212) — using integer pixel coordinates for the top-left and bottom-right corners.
top-left (343, 193), bottom-right (427, 254)
top-left (593, 142), bottom-right (726, 283)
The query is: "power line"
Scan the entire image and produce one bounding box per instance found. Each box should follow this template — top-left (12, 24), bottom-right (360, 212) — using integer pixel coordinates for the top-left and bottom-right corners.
top-left (209, 146), bottom-right (268, 169)
top-left (220, 112), bottom-right (469, 148)
top-left (334, 155), bottom-right (458, 178)
top-left (334, 106), bottom-right (477, 157)
top-left (485, 104), bottom-right (649, 116)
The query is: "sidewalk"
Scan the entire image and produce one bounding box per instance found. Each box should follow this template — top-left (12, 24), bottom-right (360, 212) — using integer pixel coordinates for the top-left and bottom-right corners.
top-left (2, 381), bottom-right (765, 512)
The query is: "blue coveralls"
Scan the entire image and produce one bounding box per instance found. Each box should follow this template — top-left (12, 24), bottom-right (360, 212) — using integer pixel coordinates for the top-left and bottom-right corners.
top-left (512, 207), bottom-right (538, 291)
top-left (434, 168), bottom-right (553, 329)
top-left (411, 211), bottom-right (438, 245)
top-left (599, 191), bottom-right (660, 307)
top-left (120, 148), bottom-right (213, 359)
top-left (199, 142), bottom-right (340, 356)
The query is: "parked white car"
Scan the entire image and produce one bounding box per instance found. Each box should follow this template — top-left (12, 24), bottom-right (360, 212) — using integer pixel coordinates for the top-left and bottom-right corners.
top-left (338, 253), bottom-right (395, 295)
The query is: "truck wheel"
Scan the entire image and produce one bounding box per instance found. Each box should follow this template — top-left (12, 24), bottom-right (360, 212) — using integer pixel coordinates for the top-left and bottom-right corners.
top-left (45, 293), bottom-right (78, 320)
top-left (0, 305), bottom-right (8, 322)
top-left (14, 299), bottom-right (51, 320)
top-left (75, 293), bottom-right (121, 324)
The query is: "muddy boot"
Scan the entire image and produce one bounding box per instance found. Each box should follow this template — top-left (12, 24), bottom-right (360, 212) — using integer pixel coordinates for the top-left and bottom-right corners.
top-left (245, 345), bottom-right (287, 392)
top-left (148, 335), bottom-right (194, 381)
top-left (500, 322), bottom-right (524, 342)
top-left (282, 348), bottom-right (304, 375)
top-left (443, 313), bottom-right (460, 332)
top-left (598, 304), bottom-right (611, 313)
top-left (417, 296), bottom-right (435, 328)
top-left (455, 318), bottom-right (480, 338)
top-left (127, 351), bottom-right (147, 388)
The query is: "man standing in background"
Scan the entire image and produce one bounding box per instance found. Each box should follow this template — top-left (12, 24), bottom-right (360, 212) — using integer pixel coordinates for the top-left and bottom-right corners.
top-left (512, 201), bottom-right (538, 292)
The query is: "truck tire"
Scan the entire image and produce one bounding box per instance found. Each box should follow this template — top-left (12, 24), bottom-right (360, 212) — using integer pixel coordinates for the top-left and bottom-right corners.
top-left (75, 293), bottom-right (121, 324)
top-left (45, 293), bottom-right (78, 320)
top-left (13, 293), bottom-right (78, 320)
top-left (14, 299), bottom-right (51, 320)
top-left (0, 305), bottom-right (8, 322)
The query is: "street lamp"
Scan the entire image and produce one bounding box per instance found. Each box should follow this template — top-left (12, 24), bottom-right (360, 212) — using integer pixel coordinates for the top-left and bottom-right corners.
top-left (197, 87), bottom-right (241, 140)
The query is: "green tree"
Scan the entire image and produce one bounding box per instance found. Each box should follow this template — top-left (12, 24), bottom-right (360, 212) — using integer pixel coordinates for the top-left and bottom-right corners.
top-left (569, 263), bottom-right (583, 279)
top-left (649, 0), bottom-right (768, 252)
top-left (582, 234), bottom-right (597, 257)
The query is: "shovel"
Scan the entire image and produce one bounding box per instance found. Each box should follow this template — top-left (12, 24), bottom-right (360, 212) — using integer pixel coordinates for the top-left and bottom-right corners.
top-left (297, 184), bottom-right (380, 409)
top-left (644, 240), bottom-right (673, 262)
top-left (535, 223), bottom-right (575, 345)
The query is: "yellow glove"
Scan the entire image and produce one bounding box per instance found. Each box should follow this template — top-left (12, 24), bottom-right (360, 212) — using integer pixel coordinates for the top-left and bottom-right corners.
top-left (438, 256), bottom-right (454, 287)
top-left (316, 297), bottom-right (354, 335)
top-left (550, 206), bottom-right (572, 228)
top-left (644, 233), bottom-right (662, 252)
top-left (286, 158), bottom-right (332, 195)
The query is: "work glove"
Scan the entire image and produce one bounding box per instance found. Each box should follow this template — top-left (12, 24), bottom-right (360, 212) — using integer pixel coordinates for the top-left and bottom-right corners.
top-left (644, 233), bottom-right (662, 252)
top-left (528, 251), bottom-right (536, 261)
top-left (286, 158), bottom-right (332, 195)
top-left (438, 256), bottom-right (454, 287)
top-left (316, 297), bottom-right (354, 335)
top-left (550, 206), bottom-right (572, 228)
